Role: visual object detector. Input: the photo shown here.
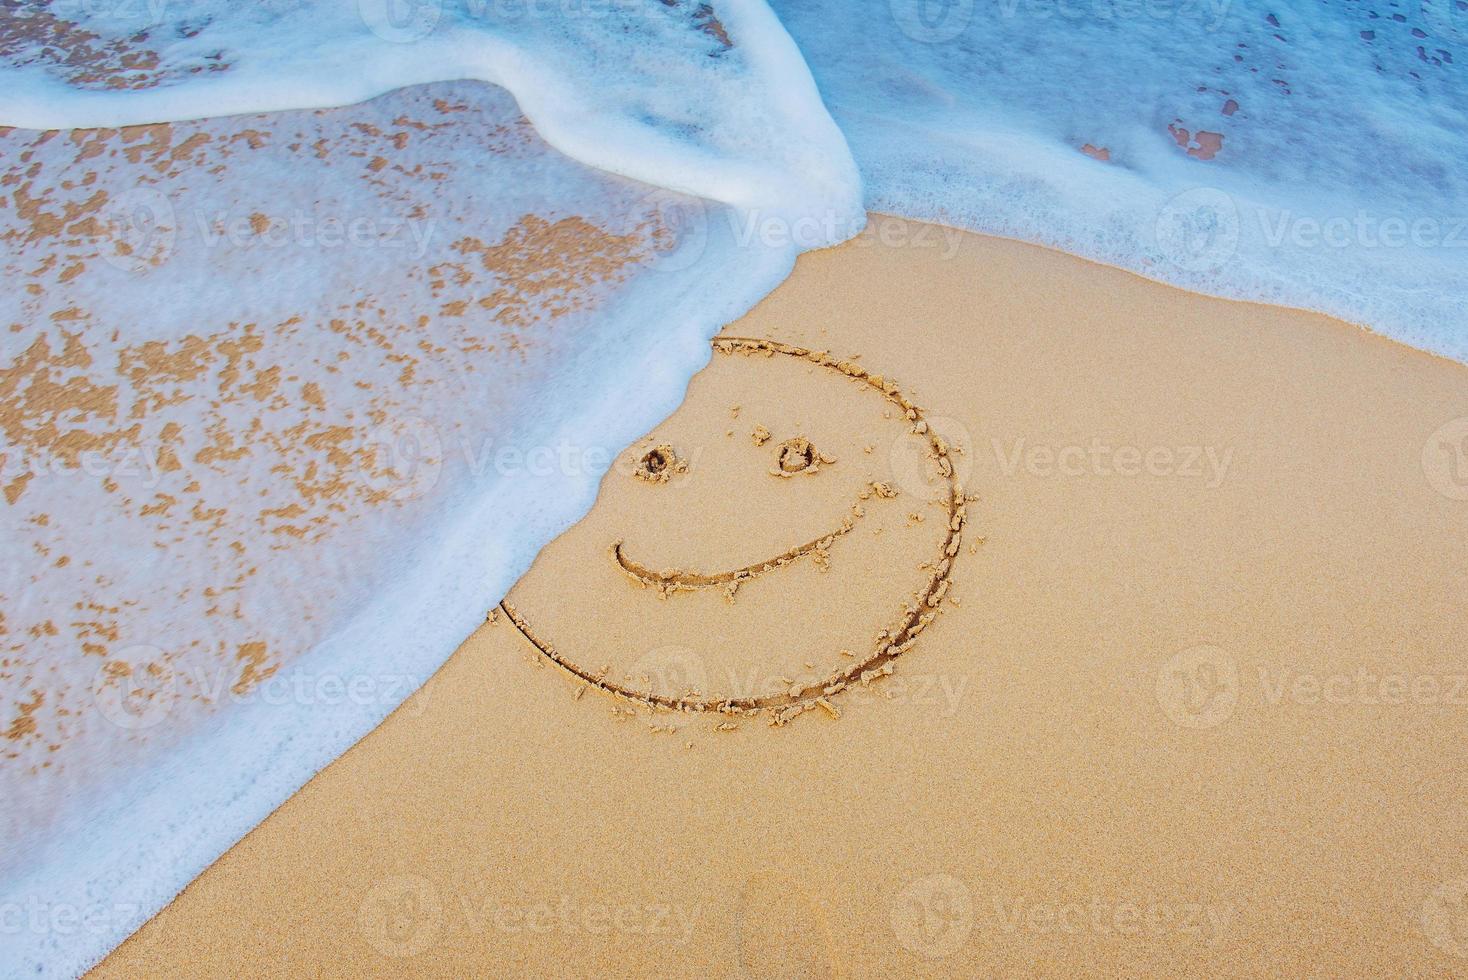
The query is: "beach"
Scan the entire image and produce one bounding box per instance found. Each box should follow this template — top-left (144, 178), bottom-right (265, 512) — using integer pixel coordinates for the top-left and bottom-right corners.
top-left (91, 216), bottom-right (1468, 977)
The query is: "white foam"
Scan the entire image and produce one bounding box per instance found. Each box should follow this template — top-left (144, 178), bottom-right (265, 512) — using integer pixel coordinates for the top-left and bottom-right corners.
top-left (773, 0), bottom-right (1468, 360)
top-left (1, 0), bottom-right (862, 244)
top-left (0, 45), bottom-right (851, 976)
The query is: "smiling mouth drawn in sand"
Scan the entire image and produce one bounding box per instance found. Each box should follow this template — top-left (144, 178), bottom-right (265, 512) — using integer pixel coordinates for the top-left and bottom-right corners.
top-left (615, 429), bottom-right (851, 598)
top-left (500, 336), bottom-right (969, 726)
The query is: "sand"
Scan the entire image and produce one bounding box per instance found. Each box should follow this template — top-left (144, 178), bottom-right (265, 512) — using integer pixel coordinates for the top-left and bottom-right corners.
top-left (95, 216), bottom-right (1468, 977)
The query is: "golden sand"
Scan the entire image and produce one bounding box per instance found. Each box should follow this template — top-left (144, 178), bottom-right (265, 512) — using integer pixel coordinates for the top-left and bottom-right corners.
top-left (96, 217), bottom-right (1468, 976)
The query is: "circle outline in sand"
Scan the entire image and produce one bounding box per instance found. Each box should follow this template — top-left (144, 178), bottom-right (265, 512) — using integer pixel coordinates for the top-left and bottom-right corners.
top-left (499, 336), bottom-right (969, 725)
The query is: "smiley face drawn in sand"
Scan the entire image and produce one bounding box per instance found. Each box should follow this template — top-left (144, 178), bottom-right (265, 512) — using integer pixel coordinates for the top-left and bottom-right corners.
top-left (500, 337), bottom-right (968, 726)
top-left (613, 430), bottom-right (849, 601)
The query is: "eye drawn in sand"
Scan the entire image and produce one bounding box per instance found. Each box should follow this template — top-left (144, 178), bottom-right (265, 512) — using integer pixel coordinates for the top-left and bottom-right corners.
top-left (500, 336), bottom-right (969, 726)
top-left (769, 436), bottom-right (835, 477)
top-left (631, 444), bottom-right (688, 484)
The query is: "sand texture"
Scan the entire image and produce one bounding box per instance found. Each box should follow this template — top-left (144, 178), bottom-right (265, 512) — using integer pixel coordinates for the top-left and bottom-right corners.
top-left (96, 216), bottom-right (1468, 977)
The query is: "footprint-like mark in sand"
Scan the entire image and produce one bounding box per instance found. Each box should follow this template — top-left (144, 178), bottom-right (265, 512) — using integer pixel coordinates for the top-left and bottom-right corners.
top-left (501, 336), bottom-right (968, 725)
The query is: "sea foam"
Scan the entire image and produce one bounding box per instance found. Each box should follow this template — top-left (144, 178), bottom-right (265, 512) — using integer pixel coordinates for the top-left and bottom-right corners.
top-left (774, 0), bottom-right (1468, 360)
top-left (2, 0), bottom-right (862, 229)
top-left (0, 3), bottom-right (861, 973)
